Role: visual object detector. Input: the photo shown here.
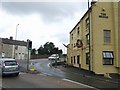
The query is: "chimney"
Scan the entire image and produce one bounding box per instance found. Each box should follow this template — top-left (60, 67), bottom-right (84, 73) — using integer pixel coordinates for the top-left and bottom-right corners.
top-left (10, 36), bottom-right (13, 40)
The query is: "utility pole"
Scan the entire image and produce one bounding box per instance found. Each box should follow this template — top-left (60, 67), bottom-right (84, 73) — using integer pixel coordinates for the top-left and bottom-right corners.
top-left (88, 0), bottom-right (91, 71)
top-left (14, 24), bottom-right (19, 59)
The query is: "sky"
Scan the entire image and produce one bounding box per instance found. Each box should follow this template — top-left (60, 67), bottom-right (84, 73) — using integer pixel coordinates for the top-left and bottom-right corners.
top-left (0, 0), bottom-right (92, 54)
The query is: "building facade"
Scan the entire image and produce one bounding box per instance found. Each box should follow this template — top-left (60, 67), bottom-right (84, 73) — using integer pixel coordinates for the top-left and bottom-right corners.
top-left (0, 37), bottom-right (28, 60)
top-left (67, 1), bottom-right (120, 75)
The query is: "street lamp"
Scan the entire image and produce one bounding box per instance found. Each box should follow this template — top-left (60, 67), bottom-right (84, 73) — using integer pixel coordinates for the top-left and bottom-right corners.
top-left (14, 24), bottom-right (19, 59)
top-left (15, 24), bottom-right (19, 40)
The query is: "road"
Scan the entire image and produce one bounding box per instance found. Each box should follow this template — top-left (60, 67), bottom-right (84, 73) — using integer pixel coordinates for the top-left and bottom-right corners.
top-left (2, 72), bottom-right (92, 88)
top-left (33, 59), bottom-right (119, 89)
top-left (17, 59), bottom-right (119, 89)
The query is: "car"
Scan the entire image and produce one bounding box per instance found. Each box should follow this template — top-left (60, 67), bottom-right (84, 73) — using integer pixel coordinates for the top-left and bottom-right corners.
top-left (48, 54), bottom-right (59, 60)
top-left (0, 58), bottom-right (19, 76)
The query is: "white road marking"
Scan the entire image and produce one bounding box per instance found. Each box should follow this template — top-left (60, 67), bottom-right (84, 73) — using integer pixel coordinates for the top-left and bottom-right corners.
top-left (47, 63), bottom-right (50, 67)
top-left (19, 72), bottom-right (27, 75)
top-left (37, 73), bottom-right (53, 77)
top-left (62, 78), bottom-right (98, 89)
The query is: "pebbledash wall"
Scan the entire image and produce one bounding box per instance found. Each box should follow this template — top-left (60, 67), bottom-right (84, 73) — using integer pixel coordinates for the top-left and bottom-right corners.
top-left (67, 1), bottom-right (120, 75)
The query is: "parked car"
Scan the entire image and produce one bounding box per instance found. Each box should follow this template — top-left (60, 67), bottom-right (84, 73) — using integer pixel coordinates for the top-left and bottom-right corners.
top-left (0, 58), bottom-right (19, 76)
top-left (48, 54), bottom-right (59, 60)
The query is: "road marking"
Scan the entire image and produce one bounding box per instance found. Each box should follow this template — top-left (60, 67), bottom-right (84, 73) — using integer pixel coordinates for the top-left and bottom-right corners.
top-left (37, 73), bottom-right (53, 77)
top-left (19, 72), bottom-right (27, 75)
top-left (62, 79), bottom-right (98, 89)
top-left (47, 63), bottom-right (50, 67)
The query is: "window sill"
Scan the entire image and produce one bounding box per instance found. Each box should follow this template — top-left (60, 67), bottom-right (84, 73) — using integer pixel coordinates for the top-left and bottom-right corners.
top-left (103, 64), bottom-right (113, 65)
top-left (104, 43), bottom-right (111, 45)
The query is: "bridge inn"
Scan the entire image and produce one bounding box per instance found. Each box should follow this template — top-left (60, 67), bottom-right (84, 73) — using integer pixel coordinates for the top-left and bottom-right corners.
top-left (67, 1), bottom-right (120, 77)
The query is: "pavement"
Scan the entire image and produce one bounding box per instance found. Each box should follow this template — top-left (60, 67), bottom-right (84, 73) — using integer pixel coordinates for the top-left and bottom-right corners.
top-left (54, 63), bottom-right (120, 85)
top-left (19, 65), bottom-right (39, 74)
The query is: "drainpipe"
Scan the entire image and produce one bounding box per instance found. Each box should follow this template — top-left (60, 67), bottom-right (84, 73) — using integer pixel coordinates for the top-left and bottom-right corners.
top-left (88, 0), bottom-right (91, 71)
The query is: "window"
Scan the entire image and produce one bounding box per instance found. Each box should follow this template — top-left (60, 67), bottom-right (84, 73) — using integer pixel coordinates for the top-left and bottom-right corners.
top-left (77, 27), bottom-right (79, 35)
top-left (104, 30), bottom-right (111, 43)
top-left (103, 51), bottom-right (114, 65)
top-left (85, 18), bottom-right (89, 30)
top-left (77, 30), bottom-right (79, 35)
top-left (86, 34), bottom-right (89, 45)
top-left (74, 43), bottom-right (76, 48)
top-left (71, 57), bottom-right (73, 64)
top-left (86, 53), bottom-right (89, 64)
top-left (72, 34), bottom-right (73, 40)
top-left (74, 56), bottom-right (76, 64)
top-left (5, 61), bottom-right (17, 66)
top-left (77, 55), bottom-right (80, 64)
top-left (15, 53), bottom-right (18, 58)
top-left (71, 44), bottom-right (73, 48)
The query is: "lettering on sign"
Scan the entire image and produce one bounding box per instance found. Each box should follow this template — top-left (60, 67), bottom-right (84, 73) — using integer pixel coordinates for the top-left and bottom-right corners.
top-left (99, 13), bottom-right (108, 18)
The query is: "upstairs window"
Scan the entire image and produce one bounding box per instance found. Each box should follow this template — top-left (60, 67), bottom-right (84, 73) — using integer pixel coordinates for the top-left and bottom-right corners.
top-left (85, 18), bottom-right (89, 30)
top-left (86, 34), bottom-right (89, 45)
top-left (77, 27), bottom-right (80, 35)
top-left (71, 34), bottom-right (73, 40)
top-left (104, 30), bottom-right (111, 44)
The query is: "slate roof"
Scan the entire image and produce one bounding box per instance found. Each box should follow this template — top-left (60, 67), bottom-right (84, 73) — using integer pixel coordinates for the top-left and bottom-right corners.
top-left (1, 38), bottom-right (27, 46)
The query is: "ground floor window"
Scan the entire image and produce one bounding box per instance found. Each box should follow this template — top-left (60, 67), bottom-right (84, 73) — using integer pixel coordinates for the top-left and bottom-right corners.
top-left (71, 57), bottom-right (73, 64)
top-left (86, 53), bottom-right (89, 64)
top-left (74, 56), bottom-right (76, 64)
top-left (103, 51), bottom-right (114, 65)
top-left (77, 55), bottom-right (80, 64)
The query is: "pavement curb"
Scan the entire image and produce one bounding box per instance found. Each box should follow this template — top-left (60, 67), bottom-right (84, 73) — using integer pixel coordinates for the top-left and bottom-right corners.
top-left (19, 66), bottom-right (40, 74)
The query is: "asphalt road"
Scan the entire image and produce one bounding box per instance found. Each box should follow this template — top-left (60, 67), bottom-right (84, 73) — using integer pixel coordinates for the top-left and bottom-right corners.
top-left (18, 59), bottom-right (119, 89)
top-left (33, 59), bottom-right (119, 89)
top-left (2, 72), bottom-right (92, 88)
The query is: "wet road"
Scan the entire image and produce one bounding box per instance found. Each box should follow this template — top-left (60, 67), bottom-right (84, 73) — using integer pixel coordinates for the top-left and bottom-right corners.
top-left (18, 59), bottom-right (119, 89)
top-left (33, 59), bottom-right (119, 89)
top-left (35, 59), bottom-right (66, 78)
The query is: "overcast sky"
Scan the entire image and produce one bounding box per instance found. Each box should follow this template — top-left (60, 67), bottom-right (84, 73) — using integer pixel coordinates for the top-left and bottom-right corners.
top-left (0, 0), bottom-right (92, 53)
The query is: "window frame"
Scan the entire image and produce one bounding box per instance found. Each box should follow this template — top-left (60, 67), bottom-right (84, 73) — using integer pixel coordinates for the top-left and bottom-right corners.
top-left (104, 30), bottom-right (111, 44)
top-left (77, 55), bottom-right (80, 64)
top-left (85, 18), bottom-right (89, 30)
top-left (74, 56), bottom-right (76, 64)
top-left (103, 51), bottom-right (114, 65)
top-left (86, 34), bottom-right (89, 45)
top-left (71, 57), bottom-right (73, 64)
top-left (86, 53), bottom-right (89, 64)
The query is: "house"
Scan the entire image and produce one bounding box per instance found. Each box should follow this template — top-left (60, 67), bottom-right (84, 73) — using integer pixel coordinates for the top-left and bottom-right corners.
top-left (0, 37), bottom-right (28, 60)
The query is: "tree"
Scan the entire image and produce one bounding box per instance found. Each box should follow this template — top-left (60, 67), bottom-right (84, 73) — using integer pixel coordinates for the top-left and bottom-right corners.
top-left (37, 42), bottom-right (63, 55)
top-left (38, 45), bottom-right (44, 55)
top-left (31, 48), bottom-right (36, 55)
top-left (43, 42), bottom-right (55, 55)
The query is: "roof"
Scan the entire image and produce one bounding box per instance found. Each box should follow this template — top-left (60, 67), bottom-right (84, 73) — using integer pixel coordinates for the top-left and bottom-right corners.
top-left (1, 38), bottom-right (27, 46)
top-left (70, 5), bottom-right (92, 34)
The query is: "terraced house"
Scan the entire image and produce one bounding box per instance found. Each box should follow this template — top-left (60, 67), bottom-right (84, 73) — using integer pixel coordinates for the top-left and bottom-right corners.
top-left (67, 1), bottom-right (120, 76)
top-left (0, 37), bottom-right (28, 60)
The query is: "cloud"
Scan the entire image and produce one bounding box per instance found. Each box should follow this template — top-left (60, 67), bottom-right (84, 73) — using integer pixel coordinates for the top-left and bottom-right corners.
top-left (0, 1), bottom-right (89, 53)
top-left (2, 2), bottom-right (87, 22)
